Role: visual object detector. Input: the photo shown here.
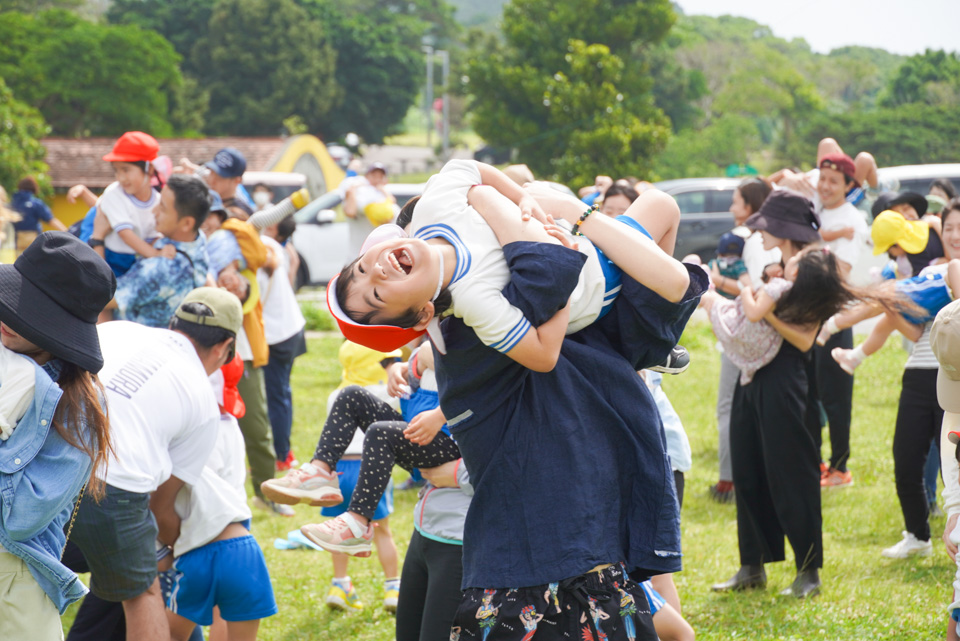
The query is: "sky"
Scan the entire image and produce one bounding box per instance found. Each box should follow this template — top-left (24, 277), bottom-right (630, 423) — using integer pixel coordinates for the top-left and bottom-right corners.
top-left (676, 0), bottom-right (956, 56)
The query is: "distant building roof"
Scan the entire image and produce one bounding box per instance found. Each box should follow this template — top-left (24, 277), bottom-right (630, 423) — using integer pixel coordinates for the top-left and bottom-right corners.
top-left (42, 137), bottom-right (287, 189)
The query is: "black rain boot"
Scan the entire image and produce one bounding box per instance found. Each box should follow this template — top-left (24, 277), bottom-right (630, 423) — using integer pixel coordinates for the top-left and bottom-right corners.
top-left (711, 565), bottom-right (766, 592)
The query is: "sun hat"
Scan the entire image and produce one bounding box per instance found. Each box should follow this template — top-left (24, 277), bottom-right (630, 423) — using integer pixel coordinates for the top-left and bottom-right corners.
top-left (870, 210), bottom-right (929, 256)
top-left (932, 299), bottom-right (960, 414)
top-left (872, 191), bottom-right (928, 219)
top-left (204, 148), bottom-right (247, 179)
top-left (102, 131), bottom-right (159, 163)
top-left (926, 194), bottom-right (947, 215)
top-left (0, 232), bottom-right (116, 373)
top-left (819, 153), bottom-right (859, 187)
top-left (744, 190), bottom-right (821, 244)
top-left (366, 162), bottom-right (388, 175)
top-left (174, 286), bottom-right (243, 336)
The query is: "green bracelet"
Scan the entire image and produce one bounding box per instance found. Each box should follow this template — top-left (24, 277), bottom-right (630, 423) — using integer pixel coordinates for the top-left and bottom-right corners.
top-left (572, 204), bottom-right (598, 236)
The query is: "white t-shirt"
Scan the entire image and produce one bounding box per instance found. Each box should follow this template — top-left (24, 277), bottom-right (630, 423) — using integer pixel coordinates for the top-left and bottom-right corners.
top-left (340, 176), bottom-right (394, 258)
top-left (410, 160), bottom-right (606, 353)
top-left (739, 230), bottom-right (781, 289)
top-left (97, 321), bottom-right (220, 493)
top-left (97, 182), bottom-right (159, 255)
top-left (173, 412), bottom-right (251, 557)
top-left (0, 346), bottom-right (36, 441)
top-left (818, 202), bottom-right (869, 269)
top-left (257, 236), bottom-right (305, 345)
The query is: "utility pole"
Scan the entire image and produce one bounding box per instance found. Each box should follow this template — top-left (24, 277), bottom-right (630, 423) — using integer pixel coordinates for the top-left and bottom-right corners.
top-left (422, 45), bottom-right (434, 148)
top-left (437, 49), bottom-right (450, 160)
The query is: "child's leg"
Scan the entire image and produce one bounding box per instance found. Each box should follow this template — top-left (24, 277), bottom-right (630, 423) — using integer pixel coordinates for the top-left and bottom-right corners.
top-left (208, 607), bottom-right (227, 641)
top-left (167, 611), bottom-right (198, 641)
top-left (311, 386), bottom-right (402, 473)
top-left (224, 619), bottom-right (260, 641)
top-left (699, 290), bottom-right (720, 315)
top-left (832, 301), bottom-right (885, 331)
top-left (854, 151), bottom-right (878, 189)
top-left (860, 313), bottom-right (899, 356)
top-left (652, 603), bottom-right (696, 641)
top-left (332, 553), bottom-right (350, 581)
top-left (621, 189), bottom-right (680, 255)
top-left (373, 517), bottom-right (399, 581)
top-left (649, 573), bottom-right (682, 614)
top-left (346, 422), bottom-right (460, 523)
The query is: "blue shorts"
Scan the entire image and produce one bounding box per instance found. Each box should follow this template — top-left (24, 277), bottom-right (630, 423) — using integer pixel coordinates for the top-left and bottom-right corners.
top-left (320, 458), bottom-right (395, 520)
top-left (595, 215), bottom-right (652, 319)
top-left (897, 271), bottom-right (953, 324)
top-left (168, 535), bottom-right (277, 625)
top-left (638, 579), bottom-right (666, 616)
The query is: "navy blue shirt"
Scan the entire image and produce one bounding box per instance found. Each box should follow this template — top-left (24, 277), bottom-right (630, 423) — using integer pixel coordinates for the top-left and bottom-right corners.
top-left (10, 190), bottom-right (54, 232)
top-left (435, 242), bottom-right (707, 589)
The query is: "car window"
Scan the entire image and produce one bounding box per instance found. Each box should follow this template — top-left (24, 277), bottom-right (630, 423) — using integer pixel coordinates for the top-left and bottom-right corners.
top-left (707, 189), bottom-right (734, 213)
top-left (673, 191), bottom-right (707, 214)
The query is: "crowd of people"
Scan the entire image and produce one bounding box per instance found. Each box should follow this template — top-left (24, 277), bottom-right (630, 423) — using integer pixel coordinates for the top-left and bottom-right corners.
top-left (1, 129), bottom-right (960, 641)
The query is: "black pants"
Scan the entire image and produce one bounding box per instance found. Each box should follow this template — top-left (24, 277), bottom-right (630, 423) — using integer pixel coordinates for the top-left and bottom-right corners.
top-left (808, 329), bottom-right (855, 471)
top-left (894, 368), bottom-right (943, 542)
top-left (396, 530), bottom-right (464, 641)
top-left (731, 343), bottom-right (823, 570)
top-left (314, 386), bottom-right (461, 520)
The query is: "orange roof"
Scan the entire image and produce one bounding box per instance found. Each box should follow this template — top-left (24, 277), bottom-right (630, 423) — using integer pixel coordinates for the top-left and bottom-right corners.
top-left (42, 137), bottom-right (287, 189)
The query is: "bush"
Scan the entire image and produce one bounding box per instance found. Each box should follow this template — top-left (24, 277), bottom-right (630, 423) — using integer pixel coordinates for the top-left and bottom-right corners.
top-left (300, 300), bottom-right (335, 332)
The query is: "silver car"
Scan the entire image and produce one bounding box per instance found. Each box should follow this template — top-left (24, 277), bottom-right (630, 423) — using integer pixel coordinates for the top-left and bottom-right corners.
top-left (654, 177), bottom-right (741, 261)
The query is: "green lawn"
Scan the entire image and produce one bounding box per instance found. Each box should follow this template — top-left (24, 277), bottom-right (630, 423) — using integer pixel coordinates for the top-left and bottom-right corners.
top-left (62, 322), bottom-right (954, 640)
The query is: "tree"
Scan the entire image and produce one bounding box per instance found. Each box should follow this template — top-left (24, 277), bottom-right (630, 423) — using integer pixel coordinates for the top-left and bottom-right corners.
top-left (0, 0), bottom-right (82, 11)
top-left (879, 49), bottom-right (960, 108)
top-left (653, 114), bottom-right (759, 180)
top-left (194, 0), bottom-right (339, 136)
top-left (298, 1), bottom-right (426, 143)
top-left (0, 80), bottom-right (51, 197)
top-left (465, 0), bottom-right (675, 184)
top-left (0, 10), bottom-right (182, 137)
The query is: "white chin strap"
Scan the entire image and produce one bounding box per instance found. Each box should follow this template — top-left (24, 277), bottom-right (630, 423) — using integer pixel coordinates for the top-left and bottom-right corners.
top-left (427, 251), bottom-right (447, 354)
top-left (431, 251), bottom-right (444, 302)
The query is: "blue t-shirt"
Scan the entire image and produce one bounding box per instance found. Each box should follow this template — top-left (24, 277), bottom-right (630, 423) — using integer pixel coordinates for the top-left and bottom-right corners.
top-left (10, 190), bottom-right (53, 232)
top-left (435, 242), bottom-right (706, 589)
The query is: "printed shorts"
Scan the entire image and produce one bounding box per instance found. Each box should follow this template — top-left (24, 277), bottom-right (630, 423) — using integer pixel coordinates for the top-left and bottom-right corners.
top-left (452, 563), bottom-right (657, 641)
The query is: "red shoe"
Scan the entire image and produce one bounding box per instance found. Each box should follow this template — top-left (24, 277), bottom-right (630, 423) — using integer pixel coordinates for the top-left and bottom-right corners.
top-left (821, 468), bottom-right (853, 488)
top-left (275, 450), bottom-right (299, 472)
top-left (819, 462), bottom-right (829, 480)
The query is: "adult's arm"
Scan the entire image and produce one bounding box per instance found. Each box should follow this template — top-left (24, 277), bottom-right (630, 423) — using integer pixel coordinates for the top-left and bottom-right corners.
top-left (763, 311), bottom-right (817, 352)
top-left (150, 475), bottom-right (185, 547)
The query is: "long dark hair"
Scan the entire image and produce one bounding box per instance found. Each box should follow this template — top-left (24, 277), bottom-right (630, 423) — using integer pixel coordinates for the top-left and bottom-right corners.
top-left (336, 254), bottom-right (452, 327)
top-left (52, 362), bottom-right (111, 499)
top-left (774, 246), bottom-right (919, 326)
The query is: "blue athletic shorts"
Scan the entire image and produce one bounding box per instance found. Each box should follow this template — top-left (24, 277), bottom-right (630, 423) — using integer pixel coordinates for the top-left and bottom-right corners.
top-left (595, 215), bottom-right (652, 319)
top-left (638, 579), bottom-right (666, 616)
top-left (168, 535), bottom-right (277, 625)
top-left (320, 458), bottom-right (395, 520)
top-left (896, 271), bottom-right (953, 324)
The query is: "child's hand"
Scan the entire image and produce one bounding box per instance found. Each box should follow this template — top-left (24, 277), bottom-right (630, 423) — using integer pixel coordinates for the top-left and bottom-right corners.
top-left (385, 361), bottom-right (409, 398)
top-left (543, 222), bottom-right (578, 251)
top-left (159, 244), bottom-right (177, 259)
top-left (403, 408), bottom-right (445, 446)
top-left (840, 226), bottom-right (855, 240)
top-left (517, 194), bottom-right (549, 224)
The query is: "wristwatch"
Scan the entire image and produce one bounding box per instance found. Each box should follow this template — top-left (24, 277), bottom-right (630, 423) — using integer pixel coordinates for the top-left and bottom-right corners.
top-left (87, 238), bottom-right (105, 248)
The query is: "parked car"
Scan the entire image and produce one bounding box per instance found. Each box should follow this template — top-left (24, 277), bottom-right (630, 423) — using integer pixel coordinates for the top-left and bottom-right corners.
top-left (291, 182), bottom-right (425, 288)
top-left (241, 171), bottom-right (307, 202)
top-left (654, 177), bottom-right (740, 262)
top-left (875, 163), bottom-right (960, 199)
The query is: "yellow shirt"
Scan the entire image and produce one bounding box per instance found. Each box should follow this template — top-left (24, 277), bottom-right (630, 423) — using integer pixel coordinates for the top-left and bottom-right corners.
top-left (336, 341), bottom-right (402, 390)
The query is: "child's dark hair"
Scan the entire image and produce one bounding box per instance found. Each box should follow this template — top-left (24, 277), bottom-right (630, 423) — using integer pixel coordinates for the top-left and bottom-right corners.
top-left (932, 178), bottom-right (958, 200)
top-left (276, 216), bottom-right (296, 244)
top-left (335, 254), bottom-right (452, 327)
top-left (602, 183), bottom-right (639, 204)
top-left (739, 177), bottom-right (772, 214)
top-left (396, 195), bottom-right (420, 230)
top-left (774, 246), bottom-right (918, 326)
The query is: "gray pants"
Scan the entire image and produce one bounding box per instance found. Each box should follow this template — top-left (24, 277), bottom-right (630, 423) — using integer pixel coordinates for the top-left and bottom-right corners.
top-left (716, 351), bottom-right (739, 482)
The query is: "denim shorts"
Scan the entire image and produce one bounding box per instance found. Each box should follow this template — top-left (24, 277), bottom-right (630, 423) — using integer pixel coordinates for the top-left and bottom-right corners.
top-left (69, 484), bottom-right (158, 601)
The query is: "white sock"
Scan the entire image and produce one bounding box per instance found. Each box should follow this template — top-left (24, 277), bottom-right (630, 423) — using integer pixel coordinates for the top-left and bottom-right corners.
top-left (850, 345), bottom-right (866, 364)
top-left (384, 578), bottom-right (400, 591)
top-left (824, 316), bottom-right (840, 335)
top-left (332, 576), bottom-right (352, 591)
top-left (301, 462), bottom-right (319, 474)
top-left (340, 513), bottom-right (367, 538)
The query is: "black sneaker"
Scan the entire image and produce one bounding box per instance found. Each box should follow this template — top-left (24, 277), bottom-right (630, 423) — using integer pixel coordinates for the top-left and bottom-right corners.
top-left (649, 346), bottom-right (690, 374)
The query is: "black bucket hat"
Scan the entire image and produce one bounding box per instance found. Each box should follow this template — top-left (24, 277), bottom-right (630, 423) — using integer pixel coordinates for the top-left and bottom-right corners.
top-left (0, 232), bottom-right (116, 373)
top-left (745, 190), bottom-right (821, 244)
top-left (872, 191), bottom-right (928, 219)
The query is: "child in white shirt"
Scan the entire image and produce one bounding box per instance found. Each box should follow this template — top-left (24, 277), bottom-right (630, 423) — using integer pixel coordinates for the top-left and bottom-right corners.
top-left (0, 344), bottom-right (35, 441)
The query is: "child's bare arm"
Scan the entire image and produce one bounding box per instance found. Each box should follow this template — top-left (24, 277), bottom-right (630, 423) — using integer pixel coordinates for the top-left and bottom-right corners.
top-left (820, 226), bottom-right (854, 241)
top-left (467, 185), bottom-right (560, 247)
top-left (741, 285), bottom-right (778, 322)
top-left (117, 228), bottom-right (172, 258)
top-left (506, 301), bottom-right (571, 372)
top-left (475, 162), bottom-right (547, 223)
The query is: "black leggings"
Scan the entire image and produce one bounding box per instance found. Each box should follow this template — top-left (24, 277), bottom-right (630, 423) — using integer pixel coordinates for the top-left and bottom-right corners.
top-left (893, 368), bottom-right (943, 542)
top-left (314, 386), bottom-right (461, 520)
top-left (396, 530), bottom-right (464, 641)
top-left (807, 329), bottom-right (855, 471)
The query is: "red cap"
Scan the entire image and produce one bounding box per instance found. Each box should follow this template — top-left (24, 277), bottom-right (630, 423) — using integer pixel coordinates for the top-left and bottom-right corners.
top-left (102, 131), bottom-right (159, 163)
top-left (220, 354), bottom-right (246, 419)
top-left (819, 153), bottom-right (858, 187)
top-left (326, 273), bottom-right (424, 352)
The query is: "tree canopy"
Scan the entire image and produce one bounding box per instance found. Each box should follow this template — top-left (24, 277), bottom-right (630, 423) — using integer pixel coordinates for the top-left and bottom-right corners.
top-left (0, 79), bottom-right (51, 196)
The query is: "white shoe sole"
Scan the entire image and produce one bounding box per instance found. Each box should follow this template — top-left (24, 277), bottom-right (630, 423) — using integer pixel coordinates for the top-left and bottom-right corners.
top-left (881, 546), bottom-right (932, 559)
top-left (326, 595), bottom-right (362, 611)
top-left (261, 482), bottom-right (343, 507)
top-left (300, 526), bottom-right (372, 557)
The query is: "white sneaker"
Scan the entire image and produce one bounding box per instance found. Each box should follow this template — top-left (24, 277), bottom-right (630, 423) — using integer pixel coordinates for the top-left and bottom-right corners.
top-left (881, 531), bottom-right (932, 559)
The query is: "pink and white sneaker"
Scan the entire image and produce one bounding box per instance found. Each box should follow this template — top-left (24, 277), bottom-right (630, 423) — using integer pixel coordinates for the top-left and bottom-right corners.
top-left (831, 347), bottom-right (862, 375)
top-left (260, 463), bottom-right (343, 507)
top-left (301, 515), bottom-right (374, 557)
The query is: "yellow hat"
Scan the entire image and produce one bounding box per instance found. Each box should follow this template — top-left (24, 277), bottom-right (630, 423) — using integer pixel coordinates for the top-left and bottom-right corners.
top-left (870, 210), bottom-right (929, 256)
top-left (363, 200), bottom-right (396, 226)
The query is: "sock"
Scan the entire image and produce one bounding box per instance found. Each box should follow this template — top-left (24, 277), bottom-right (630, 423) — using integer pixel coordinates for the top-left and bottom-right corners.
top-left (850, 345), bottom-right (866, 364)
top-left (384, 578), bottom-right (400, 591)
top-left (824, 316), bottom-right (839, 336)
top-left (332, 576), bottom-right (352, 591)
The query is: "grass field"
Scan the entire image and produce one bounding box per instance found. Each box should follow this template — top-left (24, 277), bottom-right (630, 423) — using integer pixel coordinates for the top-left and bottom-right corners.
top-left (62, 321), bottom-right (954, 640)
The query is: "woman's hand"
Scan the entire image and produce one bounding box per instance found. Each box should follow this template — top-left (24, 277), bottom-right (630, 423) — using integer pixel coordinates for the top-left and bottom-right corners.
top-left (403, 407), bottom-right (446, 445)
top-left (517, 194), bottom-right (549, 225)
top-left (523, 182), bottom-right (587, 226)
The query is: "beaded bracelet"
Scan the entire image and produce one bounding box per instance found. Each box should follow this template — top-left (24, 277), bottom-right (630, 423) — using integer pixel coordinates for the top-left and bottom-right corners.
top-left (572, 204), bottom-right (598, 236)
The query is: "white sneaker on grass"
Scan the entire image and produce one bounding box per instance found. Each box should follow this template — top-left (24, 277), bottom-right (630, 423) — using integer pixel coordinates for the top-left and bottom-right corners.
top-left (881, 531), bottom-right (932, 559)
top-left (260, 463), bottom-right (343, 507)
